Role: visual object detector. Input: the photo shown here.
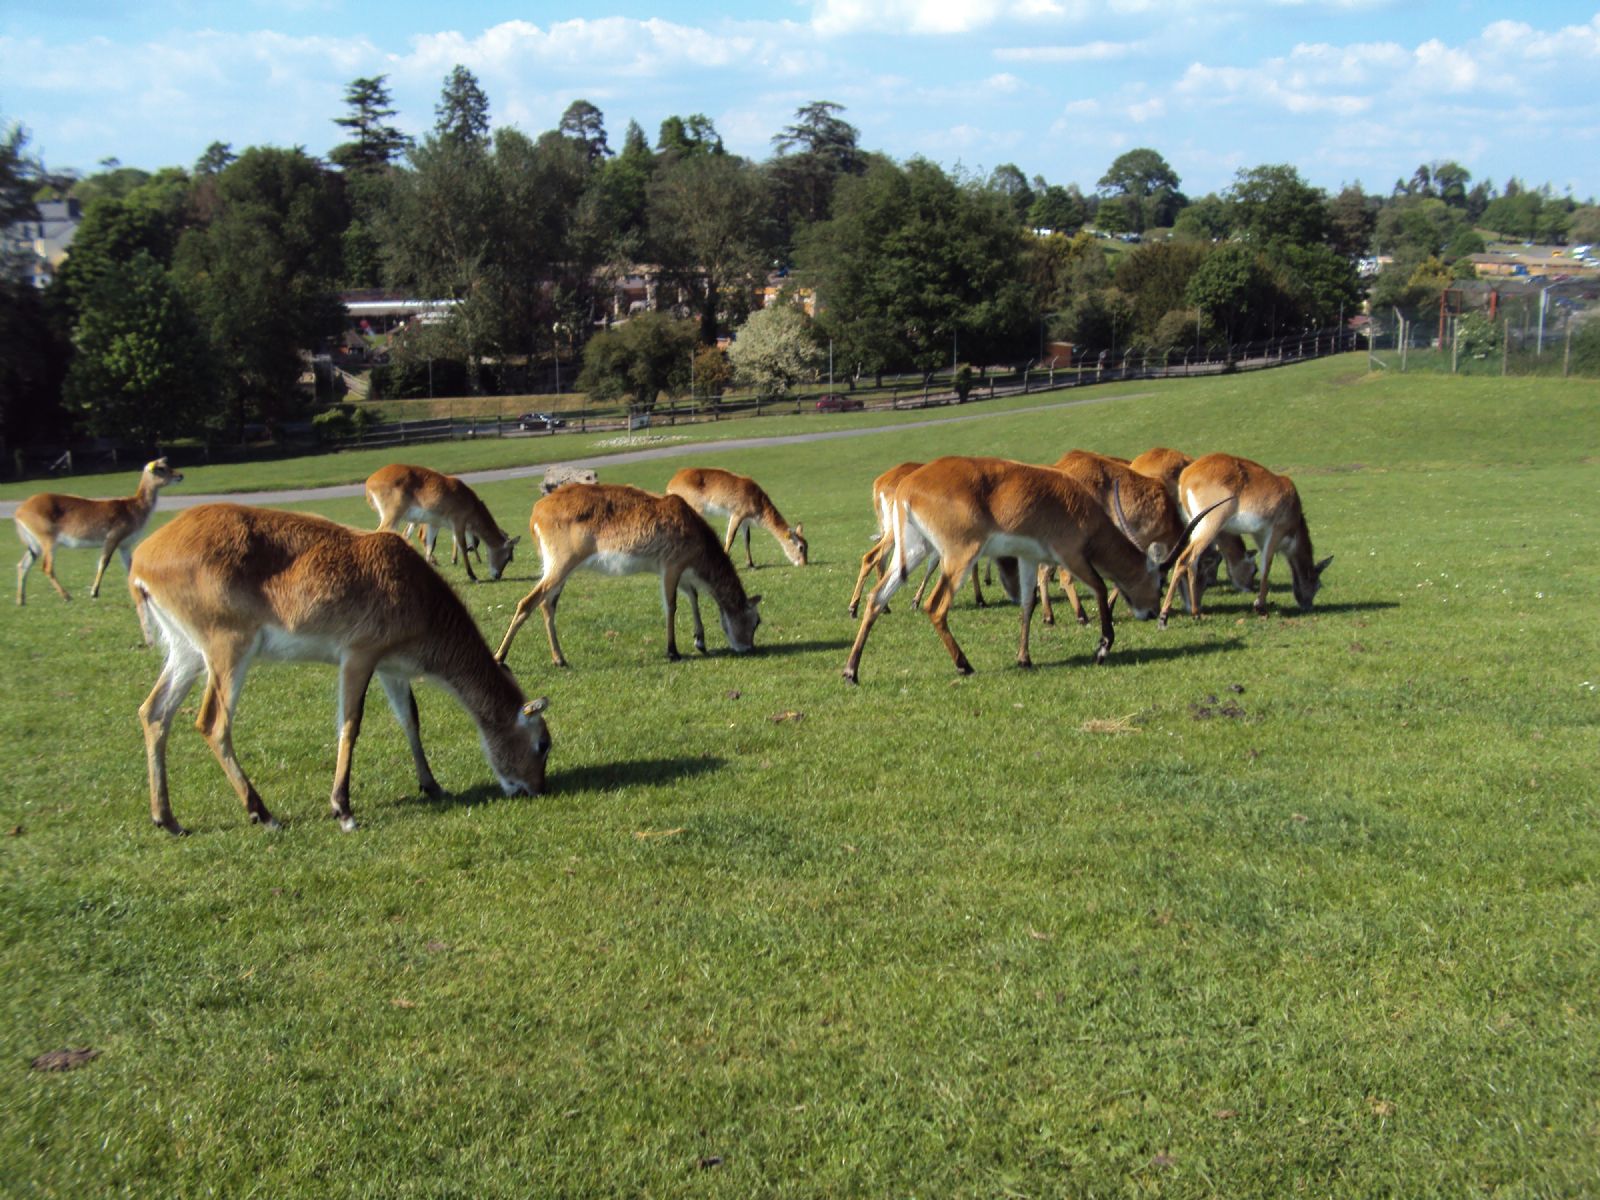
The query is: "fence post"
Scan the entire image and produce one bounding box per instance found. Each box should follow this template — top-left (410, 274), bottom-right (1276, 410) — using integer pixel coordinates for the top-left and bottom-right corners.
top-left (1502, 319), bottom-right (1509, 377)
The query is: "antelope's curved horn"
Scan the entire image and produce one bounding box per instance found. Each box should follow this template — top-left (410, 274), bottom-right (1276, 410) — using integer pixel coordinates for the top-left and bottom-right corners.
top-left (1111, 478), bottom-right (1138, 544)
top-left (1162, 494), bottom-right (1236, 572)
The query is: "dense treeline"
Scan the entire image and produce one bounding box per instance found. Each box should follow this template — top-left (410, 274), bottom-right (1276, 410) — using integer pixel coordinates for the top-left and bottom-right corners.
top-left (3, 71), bottom-right (1598, 455)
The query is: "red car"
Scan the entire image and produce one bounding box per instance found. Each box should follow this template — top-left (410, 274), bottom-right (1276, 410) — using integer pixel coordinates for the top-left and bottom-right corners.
top-left (815, 394), bottom-right (863, 412)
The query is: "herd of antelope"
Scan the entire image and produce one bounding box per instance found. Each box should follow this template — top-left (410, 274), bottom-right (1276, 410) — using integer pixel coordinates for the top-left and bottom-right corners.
top-left (11, 445), bottom-right (1328, 834)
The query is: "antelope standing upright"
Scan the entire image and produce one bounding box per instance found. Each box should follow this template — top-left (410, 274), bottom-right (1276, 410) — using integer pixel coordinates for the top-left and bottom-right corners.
top-left (130, 504), bottom-right (551, 835)
top-left (15, 458), bottom-right (184, 615)
top-left (1161, 452), bottom-right (1331, 621)
top-left (365, 464), bottom-right (519, 582)
top-left (495, 483), bottom-right (761, 667)
top-left (665, 467), bottom-right (807, 568)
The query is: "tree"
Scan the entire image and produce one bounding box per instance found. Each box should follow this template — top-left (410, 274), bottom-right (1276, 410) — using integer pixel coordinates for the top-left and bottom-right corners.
top-left (575, 311), bottom-right (697, 411)
top-left (1097, 148), bottom-right (1183, 232)
top-left (728, 302), bottom-right (820, 398)
top-left (1026, 184), bottom-right (1085, 233)
top-left (648, 153), bottom-right (770, 343)
top-left (194, 142), bottom-right (236, 177)
top-left (768, 101), bottom-right (864, 240)
top-left (53, 170), bottom-right (193, 313)
top-left (174, 147), bottom-right (348, 435)
top-left (1569, 205), bottom-right (1600, 246)
top-left (657, 114), bottom-right (723, 158)
top-left (1185, 244), bottom-right (1273, 347)
top-left (330, 76), bottom-right (411, 173)
top-left (987, 164), bottom-right (1034, 224)
top-left (1113, 240), bottom-right (1210, 340)
top-left (1376, 197), bottom-right (1471, 263)
top-left (1, 120), bottom-right (42, 250)
top-left (1171, 194), bottom-right (1230, 243)
top-left (435, 66), bottom-right (490, 147)
top-left (1225, 164), bottom-right (1328, 248)
top-left (1326, 184), bottom-right (1377, 260)
top-left (64, 250), bottom-right (210, 444)
top-left (692, 342), bottom-right (732, 401)
top-left (798, 157), bottom-right (1033, 380)
top-left (558, 100), bottom-right (610, 163)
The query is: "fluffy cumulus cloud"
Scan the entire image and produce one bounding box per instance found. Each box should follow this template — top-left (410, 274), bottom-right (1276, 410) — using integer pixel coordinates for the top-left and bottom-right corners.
top-left (810, 0), bottom-right (1069, 36)
top-left (994, 39), bottom-right (1143, 63)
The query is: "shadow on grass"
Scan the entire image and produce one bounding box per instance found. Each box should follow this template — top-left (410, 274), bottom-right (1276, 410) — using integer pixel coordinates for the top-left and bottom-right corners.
top-left (400, 755), bottom-right (727, 808)
top-left (1033, 636), bottom-right (1248, 669)
top-left (755, 638), bottom-right (853, 657)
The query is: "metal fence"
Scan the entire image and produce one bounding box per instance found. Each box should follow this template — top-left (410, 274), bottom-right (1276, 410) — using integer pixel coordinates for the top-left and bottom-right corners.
top-left (1365, 280), bottom-right (1600, 377)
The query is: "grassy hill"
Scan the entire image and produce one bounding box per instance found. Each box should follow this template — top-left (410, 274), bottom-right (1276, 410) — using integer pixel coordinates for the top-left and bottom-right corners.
top-left (4, 354), bottom-right (1596, 1195)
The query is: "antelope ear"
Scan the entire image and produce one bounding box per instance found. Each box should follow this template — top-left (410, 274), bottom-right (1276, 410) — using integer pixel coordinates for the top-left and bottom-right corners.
top-left (793, 523), bottom-right (804, 538)
top-left (747, 594), bottom-right (763, 607)
top-left (1145, 542), bottom-right (1171, 572)
top-left (1315, 555), bottom-right (1334, 576)
top-left (522, 696), bottom-right (549, 716)
top-left (507, 535), bottom-right (522, 548)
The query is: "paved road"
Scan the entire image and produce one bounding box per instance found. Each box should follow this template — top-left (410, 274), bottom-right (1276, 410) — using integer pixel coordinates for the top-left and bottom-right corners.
top-left (1, 389), bottom-right (1151, 517)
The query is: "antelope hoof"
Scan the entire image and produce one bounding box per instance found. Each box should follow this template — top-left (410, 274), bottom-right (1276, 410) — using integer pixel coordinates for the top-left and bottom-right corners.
top-left (421, 781), bottom-right (444, 801)
top-left (155, 818), bottom-right (189, 837)
top-left (841, 667), bottom-right (859, 685)
top-left (1076, 613), bottom-right (1089, 626)
top-left (1253, 601), bottom-right (1270, 617)
top-left (1158, 614), bottom-right (1169, 630)
top-left (1093, 641), bottom-right (1111, 664)
top-left (847, 604), bottom-right (858, 619)
top-left (975, 598), bottom-right (988, 609)
top-left (338, 814), bottom-right (359, 833)
top-left (667, 649), bottom-right (683, 662)
top-left (955, 657), bottom-right (974, 676)
top-left (694, 638), bottom-right (708, 655)
top-left (1016, 657), bottom-right (1033, 670)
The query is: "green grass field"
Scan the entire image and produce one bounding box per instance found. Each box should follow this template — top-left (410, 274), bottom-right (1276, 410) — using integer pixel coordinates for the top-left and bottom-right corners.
top-left (4, 354), bottom-right (1597, 1196)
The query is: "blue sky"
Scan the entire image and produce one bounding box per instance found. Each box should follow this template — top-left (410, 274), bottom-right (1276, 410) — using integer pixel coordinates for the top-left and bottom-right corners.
top-left (4, 1), bottom-right (1598, 200)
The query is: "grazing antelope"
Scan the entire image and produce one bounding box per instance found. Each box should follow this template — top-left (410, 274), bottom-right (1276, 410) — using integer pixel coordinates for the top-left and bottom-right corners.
top-left (364, 464), bottom-right (519, 582)
top-left (1129, 446), bottom-right (1257, 598)
top-left (495, 483), bottom-right (762, 668)
top-left (847, 461), bottom-right (989, 618)
top-left (129, 504), bottom-right (551, 835)
top-left (15, 458), bottom-right (183, 612)
top-left (842, 456), bottom-right (1223, 684)
top-left (665, 467), bottom-right (807, 568)
top-left (1033, 449), bottom-right (1193, 627)
top-left (1160, 453), bottom-right (1331, 622)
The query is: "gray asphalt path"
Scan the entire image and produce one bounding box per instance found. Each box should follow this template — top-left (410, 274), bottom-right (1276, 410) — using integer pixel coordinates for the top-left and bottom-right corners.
top-left (1, 388), bottom-right (1150, 518)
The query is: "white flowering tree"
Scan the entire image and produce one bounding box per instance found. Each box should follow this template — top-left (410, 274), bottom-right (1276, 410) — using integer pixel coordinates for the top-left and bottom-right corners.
top-left (728, 302), bottom-right (821, 400)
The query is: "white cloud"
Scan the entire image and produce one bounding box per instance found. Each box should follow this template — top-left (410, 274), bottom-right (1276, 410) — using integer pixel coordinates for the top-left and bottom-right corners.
top-left (994, 39), bottom-right (1142, 63)
top-left (810, 0), bottom-right (1070, 36)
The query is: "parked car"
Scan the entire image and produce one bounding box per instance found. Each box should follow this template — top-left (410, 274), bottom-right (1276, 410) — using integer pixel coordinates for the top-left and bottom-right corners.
top-left (815, 394), bottom-right (863, 412)
top-left (518, 412), bottom-right (566, 432)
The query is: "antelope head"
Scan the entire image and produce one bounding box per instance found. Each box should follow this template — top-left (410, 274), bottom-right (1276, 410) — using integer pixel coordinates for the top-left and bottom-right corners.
top-left (784, 523), bottom-right (809, 567)
top-left (721, 594), bottom-right (763, 653)
top-left (486, 533), bottom-right (521, 581)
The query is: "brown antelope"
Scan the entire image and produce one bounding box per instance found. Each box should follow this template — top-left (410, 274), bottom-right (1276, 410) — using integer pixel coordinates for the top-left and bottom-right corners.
top-left (15, 458), bottom-right (183, 613)
top-left (847, 461), bottom-right (989, 618)
top-left (842, 456), bottom-right (1224, 683)
top-left (494, 482), bottom-right (761, 668)
top-left (1129, 446), bottom-right (1257, 598)
top-left (664, 467), bottom-right (807, 568)
top-left (1160, 452), bottom-right (1332, 622)
top-left (129, 504), bottom-right (551, 835)
top-left (364, 464), bottom-right (519, 583)
top-left (1032, 449), bottom-right (1194, 628)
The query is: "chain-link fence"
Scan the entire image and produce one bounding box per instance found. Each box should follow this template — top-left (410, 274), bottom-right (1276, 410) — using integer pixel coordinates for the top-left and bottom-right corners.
top-left (1365, 278), bottom-right (1600, 377)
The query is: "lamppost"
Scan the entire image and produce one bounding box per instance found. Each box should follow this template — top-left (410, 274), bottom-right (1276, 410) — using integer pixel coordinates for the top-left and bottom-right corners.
top-left (552, 322), bottom-right (564, 393)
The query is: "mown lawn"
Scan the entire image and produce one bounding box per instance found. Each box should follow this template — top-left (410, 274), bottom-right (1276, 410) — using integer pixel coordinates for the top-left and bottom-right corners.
top-left (3, 354), bottom-right (1597, 1196)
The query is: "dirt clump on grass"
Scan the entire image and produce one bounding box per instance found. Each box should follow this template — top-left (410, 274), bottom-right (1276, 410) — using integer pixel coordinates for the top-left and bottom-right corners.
top-left (31, 1048), bottom-right (98, 1072)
